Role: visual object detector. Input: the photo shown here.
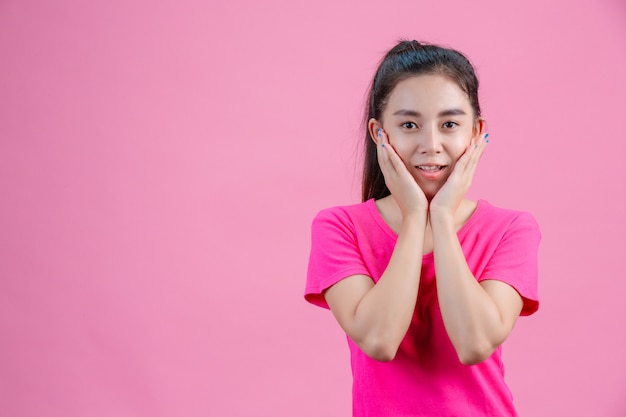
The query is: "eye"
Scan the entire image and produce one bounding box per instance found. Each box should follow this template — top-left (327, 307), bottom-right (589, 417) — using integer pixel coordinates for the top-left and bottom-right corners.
top-left (402, 121), bottom-right (418, 129)
top-left (442, 121), bottom-right (458, 129)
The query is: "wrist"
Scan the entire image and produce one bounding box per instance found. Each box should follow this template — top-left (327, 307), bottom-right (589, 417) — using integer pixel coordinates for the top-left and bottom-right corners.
top-left (401, 210), bottom-right (428, 227)
top-left (428, 208), bottom-right (455, 228)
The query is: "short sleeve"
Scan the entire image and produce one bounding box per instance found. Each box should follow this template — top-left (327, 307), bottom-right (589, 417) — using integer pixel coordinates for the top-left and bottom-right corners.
top-left (479, 211), bottom-right (541, 316)
top-left (305, 208), bottom-right (371, 309)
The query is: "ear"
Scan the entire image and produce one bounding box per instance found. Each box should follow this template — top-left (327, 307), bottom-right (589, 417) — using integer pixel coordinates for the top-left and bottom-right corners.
top-left (368, 118), bottom-right (383, 145)
top-left (473, 117), bottom-right (487, 137)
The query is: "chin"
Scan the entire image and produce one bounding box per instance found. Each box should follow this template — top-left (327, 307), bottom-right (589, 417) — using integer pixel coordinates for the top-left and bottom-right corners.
top-left (424, 193), bottom-right (437, 202)
top-left (416, 183), bottom-right (441, 201)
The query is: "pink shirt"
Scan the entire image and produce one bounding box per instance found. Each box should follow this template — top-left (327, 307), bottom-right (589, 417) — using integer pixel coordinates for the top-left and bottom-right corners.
top-left (305, 199), bottom-right (540, 417)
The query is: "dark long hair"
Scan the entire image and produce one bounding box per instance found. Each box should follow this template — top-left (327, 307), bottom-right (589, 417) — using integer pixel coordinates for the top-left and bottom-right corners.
top-left (361, 40), bottom-right (482, 202)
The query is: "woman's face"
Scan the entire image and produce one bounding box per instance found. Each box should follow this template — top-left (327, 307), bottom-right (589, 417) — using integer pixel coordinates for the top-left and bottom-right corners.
top-left (373, 74), bottom-right (484, 200)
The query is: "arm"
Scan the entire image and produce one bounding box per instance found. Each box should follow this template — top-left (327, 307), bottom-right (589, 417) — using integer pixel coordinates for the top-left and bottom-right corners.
top-left (325, 214), bottom-right (426, 362)
top-left (430, 134), bottom-right (523, 365)
top-left (324, 128), bottom-right (428, 362)
top-left (430, 214), bottom-right (523, 365)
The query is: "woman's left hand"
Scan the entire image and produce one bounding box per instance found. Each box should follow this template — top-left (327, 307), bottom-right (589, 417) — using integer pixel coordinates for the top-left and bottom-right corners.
top-left (429, 133), bottom-right (488, 219)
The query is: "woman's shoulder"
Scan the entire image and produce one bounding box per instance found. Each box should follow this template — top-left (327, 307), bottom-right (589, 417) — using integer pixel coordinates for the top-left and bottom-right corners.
top-left (311, 199), bottom-right (392, 240)
top-left (313, 199), bottom-right (376, 224)
top-left (474, 200), bottom-right (540, 232)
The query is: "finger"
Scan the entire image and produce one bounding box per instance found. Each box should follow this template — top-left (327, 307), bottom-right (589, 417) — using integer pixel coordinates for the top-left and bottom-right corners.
top-left (450, 141), bottom-right (475, 175)
top-left (449, 133), bottom-right (486, 184)
top-left (376, 128), bottom-right (393, 174)
top-left (376, 129), bottom-right (396, 177)
top-left (471, 133), bottom-right (489, 163)
top-left (379, 129), bottom-right (407, 173)
top-left (464, 133), bottom-right (489, 177)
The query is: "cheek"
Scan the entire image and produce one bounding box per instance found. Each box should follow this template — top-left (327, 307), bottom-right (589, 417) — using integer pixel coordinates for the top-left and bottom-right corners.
top-left (451, 142), bottom-right (469, 158)
top-left (390, 141), bottom-right (415, 164)
top-left (446, 136), bottom-right (472, 163)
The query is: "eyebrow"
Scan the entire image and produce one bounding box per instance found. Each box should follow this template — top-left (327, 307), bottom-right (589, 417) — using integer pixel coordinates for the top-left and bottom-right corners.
top-left (392, 108), bottom-right (467, 117)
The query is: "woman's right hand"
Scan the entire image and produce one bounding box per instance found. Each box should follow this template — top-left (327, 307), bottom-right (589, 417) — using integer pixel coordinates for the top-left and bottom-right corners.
top-left (376, 128), bottom-right (429, 217)
top-left (322, 128), bottom-right (429, 361)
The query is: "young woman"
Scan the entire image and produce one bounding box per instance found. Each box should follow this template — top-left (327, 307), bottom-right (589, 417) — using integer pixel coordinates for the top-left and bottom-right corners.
top-left (305, 41), bottom-right (540, 416)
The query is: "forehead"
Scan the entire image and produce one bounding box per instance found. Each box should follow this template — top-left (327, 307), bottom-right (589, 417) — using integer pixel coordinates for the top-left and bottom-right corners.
top-left (386, 74), bottom-right (472, 115)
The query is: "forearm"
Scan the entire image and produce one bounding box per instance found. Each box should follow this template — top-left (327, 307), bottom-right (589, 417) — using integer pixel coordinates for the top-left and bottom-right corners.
top-left (352, 213), bottom-right (427, 361)
top-left (431, 215), bottom-right (509, 365)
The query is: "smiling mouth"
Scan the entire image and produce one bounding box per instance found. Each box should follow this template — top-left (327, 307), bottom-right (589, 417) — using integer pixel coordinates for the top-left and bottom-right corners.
top-left (417, 165), bottom-right (445, 172)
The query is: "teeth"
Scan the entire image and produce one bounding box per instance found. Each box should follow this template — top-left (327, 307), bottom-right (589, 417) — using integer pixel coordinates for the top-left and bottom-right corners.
top-left (418, 166), bottom-right (442, 171)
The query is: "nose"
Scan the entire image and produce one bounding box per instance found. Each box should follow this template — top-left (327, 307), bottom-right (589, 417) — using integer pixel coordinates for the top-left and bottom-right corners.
top-left (418, 126), bottom-right (442, 154)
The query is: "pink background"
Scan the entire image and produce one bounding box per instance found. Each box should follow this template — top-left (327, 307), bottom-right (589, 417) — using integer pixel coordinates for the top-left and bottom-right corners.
top-left (1, 0), bottom-right (625, 416)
